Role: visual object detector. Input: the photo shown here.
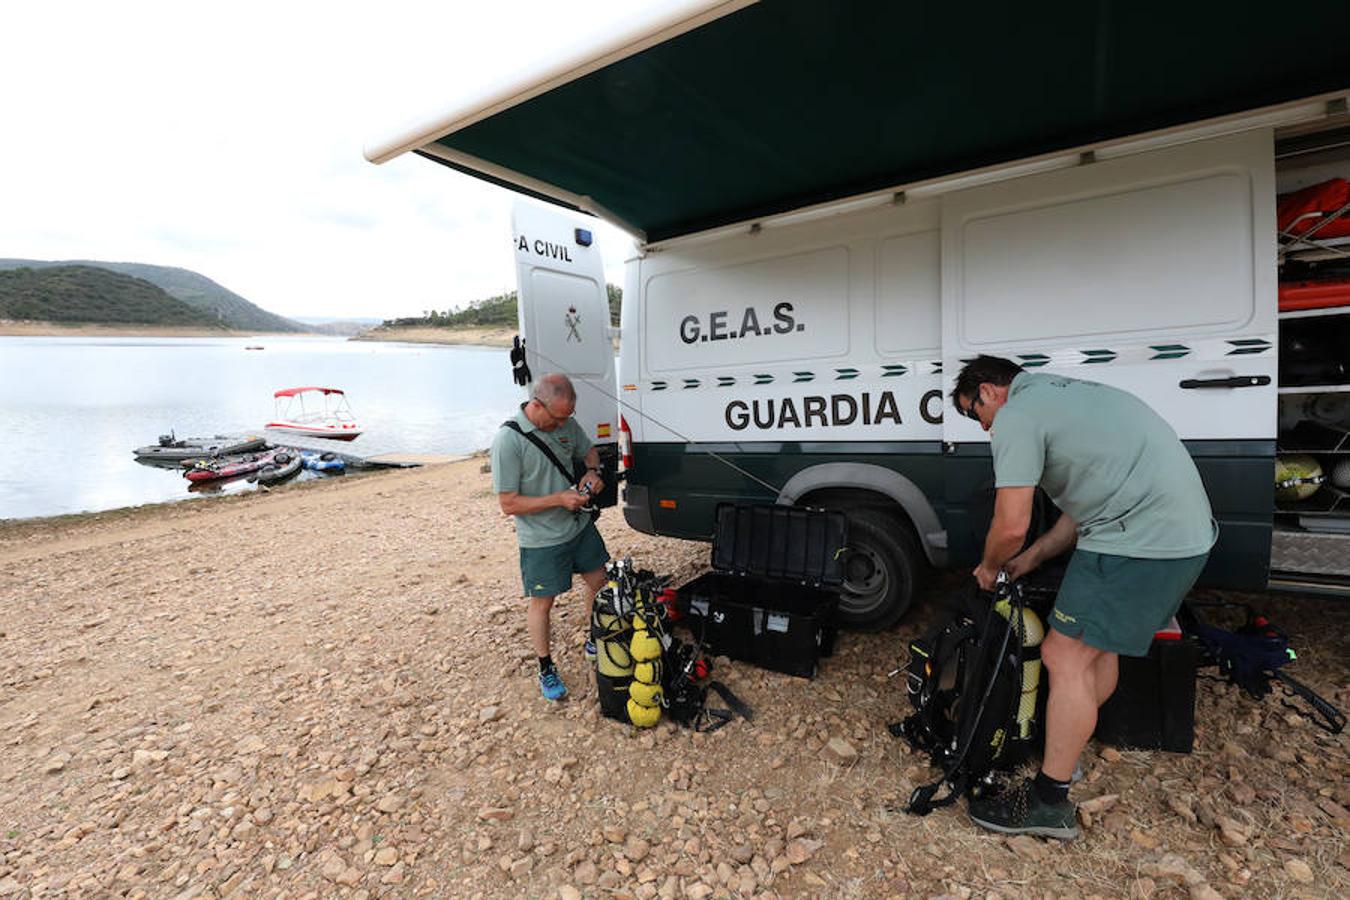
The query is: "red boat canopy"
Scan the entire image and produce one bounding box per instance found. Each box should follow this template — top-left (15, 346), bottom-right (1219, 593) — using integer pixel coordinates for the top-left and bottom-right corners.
top-left (274, 386), bottom-right (345, 398)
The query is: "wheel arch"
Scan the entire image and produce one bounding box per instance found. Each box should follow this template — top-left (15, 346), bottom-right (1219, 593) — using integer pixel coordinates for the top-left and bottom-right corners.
top-left (777, 463), bottom-right (947, 567)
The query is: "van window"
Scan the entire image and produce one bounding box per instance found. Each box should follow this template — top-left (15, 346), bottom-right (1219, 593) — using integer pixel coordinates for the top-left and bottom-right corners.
top-left (644, 246), bottom-right (850, 373)
top-left (958, 174), bottom-right (1255, 346)
top-left (876, 230), bottom-right (941, 356)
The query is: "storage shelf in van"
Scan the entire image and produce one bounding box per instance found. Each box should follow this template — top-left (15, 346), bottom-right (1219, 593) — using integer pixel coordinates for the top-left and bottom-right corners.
top-left (1279, 306), bottom-right (1350, 321)
top-left (1278, 385), bottom-right (1350, 395)
top-left (1278, 416), bottom-right (1349, 454)
top-left (1275, 484), bottom-right (1350, 515)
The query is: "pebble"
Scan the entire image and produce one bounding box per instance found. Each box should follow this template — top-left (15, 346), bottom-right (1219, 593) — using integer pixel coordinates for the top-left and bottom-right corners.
top-left (625, 836), bottom-right (651, 862)
top-left (43, 752), bottom-right (72, 774)
top-left (1283, 858), bottom-right (1314, 884)
top-left (785, 838), bottom-right (822, 864)
top-left (821, 737), bottom-right (858, 766)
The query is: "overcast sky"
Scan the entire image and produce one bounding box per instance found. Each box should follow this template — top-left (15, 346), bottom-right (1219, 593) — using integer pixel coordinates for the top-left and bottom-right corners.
top-left (0, 2), bottom-right (656, 321)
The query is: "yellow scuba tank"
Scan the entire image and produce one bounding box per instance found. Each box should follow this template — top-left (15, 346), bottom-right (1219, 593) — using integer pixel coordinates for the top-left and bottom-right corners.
top-left (628, 679), bottom-right (663, 707)
top-left (593, 584), bottom-right (635, 678)
top-left (633, 659), bottom-right (662, 685)
top-left (993, 596), bottom-right (1045, 740)
top-left (626, 698), bottom-right (661, 728)
top-left (626, 616), bottom-right (664, 727)
top-left (629, 620), bottom-right (662, 663)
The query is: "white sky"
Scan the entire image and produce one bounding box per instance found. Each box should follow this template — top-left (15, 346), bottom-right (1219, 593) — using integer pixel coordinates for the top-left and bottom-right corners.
top-left (0, 1), bottom-right (655, 321)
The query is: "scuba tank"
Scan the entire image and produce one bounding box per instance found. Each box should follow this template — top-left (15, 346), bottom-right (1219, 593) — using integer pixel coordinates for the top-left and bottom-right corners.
top-left (626, 612), bottom-right (664, 728)
top-left (993, 593), bottom-right (1045, 741)
top-left (592, 584), bottom-right (634, 679)
top-left (592, 577), bottom-right (635, 722)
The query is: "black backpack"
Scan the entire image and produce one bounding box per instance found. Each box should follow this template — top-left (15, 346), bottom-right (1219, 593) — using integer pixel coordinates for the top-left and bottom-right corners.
top-left (893, 578), bottom-right (1046, 815)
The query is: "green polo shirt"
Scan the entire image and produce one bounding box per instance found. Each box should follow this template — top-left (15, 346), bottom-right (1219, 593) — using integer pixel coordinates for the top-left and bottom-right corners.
top-left (491, 407), bottom-right (593, 549)
top-left (990, 372), bottom-right (1217, 559)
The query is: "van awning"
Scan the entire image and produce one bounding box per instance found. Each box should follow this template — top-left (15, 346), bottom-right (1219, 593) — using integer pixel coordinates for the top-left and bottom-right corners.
top-left (367, 0), bottom-right (1350, 244)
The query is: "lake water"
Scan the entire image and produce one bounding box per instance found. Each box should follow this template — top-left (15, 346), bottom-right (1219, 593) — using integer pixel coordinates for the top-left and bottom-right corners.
top-left (0, 335), bottom-right (526, 521)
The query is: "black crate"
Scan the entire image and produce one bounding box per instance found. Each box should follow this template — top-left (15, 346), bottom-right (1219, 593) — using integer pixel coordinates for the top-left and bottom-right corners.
top-left (711, 503), bottom-right (847, 587)
top-left (1095, 637), bottom-right (1200, 753)
top-left (679, 572), bottom-right (837, 679)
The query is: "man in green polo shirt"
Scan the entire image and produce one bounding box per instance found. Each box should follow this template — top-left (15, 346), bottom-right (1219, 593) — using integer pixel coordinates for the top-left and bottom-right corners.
top-left (492, 373), bottom-right (609, 701)
top-left (952, 355), bottom-right (1215, 840)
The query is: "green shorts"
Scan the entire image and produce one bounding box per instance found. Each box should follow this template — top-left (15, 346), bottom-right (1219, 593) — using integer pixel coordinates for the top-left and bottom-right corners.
top-left (1050, 549), bottom-right (1208, 657)
top-left (518, 522), bottom-right (610, 598)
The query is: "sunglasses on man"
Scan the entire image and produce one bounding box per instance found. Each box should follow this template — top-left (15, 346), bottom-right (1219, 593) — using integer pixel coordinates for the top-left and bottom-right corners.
top-left (958, 392), bottom-right (983, 422)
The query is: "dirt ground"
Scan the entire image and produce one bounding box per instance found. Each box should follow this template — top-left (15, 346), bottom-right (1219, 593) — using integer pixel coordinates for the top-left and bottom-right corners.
top-left (0, 460), bottom-right (1346, 899)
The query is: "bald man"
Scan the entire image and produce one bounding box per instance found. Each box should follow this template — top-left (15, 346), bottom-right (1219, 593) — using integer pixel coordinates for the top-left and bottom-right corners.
top-left (491, 373), bottom-right (609, 701)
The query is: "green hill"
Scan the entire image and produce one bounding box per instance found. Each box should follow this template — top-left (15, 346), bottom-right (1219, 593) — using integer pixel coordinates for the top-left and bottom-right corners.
top-left (381, 285), bottom-right (622, 329)
top-left (0, 258), bottom-right (302, 332)
top-left (0, 265), bottom-right (224, 327)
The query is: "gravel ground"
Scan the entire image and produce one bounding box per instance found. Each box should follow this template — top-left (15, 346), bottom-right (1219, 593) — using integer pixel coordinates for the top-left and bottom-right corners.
top-left (0, 458), bottom-right (1346, 899)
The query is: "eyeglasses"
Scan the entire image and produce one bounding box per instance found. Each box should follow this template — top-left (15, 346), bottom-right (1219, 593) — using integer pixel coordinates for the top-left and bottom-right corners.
top-left (535, 399), bottom-right (573, 425)
top-left (958, 393), bottom-right (982, 422)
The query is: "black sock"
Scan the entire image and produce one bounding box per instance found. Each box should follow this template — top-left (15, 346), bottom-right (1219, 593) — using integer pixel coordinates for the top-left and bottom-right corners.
top-left (538, 656), bottom-right (554, 674)
top-left (1033, 770), bottom-right (1071, 805)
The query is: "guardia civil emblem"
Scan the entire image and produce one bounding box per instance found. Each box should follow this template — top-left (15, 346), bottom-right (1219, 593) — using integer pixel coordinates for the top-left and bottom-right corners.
top-left (564, 306), bottom-right (582, 343)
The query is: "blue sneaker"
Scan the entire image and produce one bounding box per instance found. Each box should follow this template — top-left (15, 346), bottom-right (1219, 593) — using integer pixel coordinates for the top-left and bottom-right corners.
top-left (584, 638), bottom-right (597, 662)
top-left (539, 667), bottom-right (568, 701)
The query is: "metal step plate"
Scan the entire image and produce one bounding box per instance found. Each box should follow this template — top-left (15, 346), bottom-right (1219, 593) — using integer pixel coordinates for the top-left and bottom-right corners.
top-left (1271, 528), bottom-right (1350, 577)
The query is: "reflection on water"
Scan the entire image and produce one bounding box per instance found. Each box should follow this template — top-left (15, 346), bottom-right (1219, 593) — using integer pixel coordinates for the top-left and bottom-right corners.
top-left (0, 335), bottom-right (525, 520)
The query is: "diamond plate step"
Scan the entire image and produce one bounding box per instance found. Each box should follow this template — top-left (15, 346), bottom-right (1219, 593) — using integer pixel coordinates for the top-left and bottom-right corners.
top-left (1271, 528), bottom-right (1350, 577)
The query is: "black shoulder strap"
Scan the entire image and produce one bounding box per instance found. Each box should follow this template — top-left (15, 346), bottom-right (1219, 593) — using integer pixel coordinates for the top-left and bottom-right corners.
top-left (502, 419), bottom-right (576, 484)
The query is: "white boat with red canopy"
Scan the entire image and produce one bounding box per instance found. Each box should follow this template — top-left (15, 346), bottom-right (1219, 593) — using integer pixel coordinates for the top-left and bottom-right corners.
top-left (266, 386), bottom-right (362, 441)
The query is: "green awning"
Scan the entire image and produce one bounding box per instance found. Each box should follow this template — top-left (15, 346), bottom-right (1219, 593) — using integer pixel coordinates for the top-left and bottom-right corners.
top-left (416, 1), bottom-right (1350, 242)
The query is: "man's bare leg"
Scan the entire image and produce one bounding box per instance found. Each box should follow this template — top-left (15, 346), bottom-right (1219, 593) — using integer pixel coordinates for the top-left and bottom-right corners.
top-left (527, 595), bottom-right (555, 658)
top-left (1041, 629), bottom-right (1105, 782)
top-left (580, 567), bottom-right (606, 601)
top-left (1093, 651), bottom-right (1119, 706)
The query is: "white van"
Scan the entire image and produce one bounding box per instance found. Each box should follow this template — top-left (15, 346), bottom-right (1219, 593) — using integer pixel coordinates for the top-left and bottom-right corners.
top-left (367, 1), bottom-right (1350, 628)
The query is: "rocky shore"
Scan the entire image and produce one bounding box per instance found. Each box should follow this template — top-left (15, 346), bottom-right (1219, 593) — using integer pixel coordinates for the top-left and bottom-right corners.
top-left (349, 326), bottom-right (515, 348)
top-left (0, 459), bottom-right (1346, 898)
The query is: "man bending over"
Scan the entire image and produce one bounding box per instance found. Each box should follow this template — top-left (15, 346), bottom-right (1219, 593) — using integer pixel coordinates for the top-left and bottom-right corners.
top-left (952, 355), bottom-right (1215, 839)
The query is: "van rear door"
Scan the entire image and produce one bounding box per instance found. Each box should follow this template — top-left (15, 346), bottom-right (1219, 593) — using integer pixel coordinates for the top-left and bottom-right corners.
top-left (512, 200), bottom-right (619, 505)
top-left (940, 130), bottom-right (1277, 588)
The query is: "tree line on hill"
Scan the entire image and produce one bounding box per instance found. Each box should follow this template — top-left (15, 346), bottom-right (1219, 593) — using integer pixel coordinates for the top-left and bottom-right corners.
top-left (0, 258), bottom-right (302, 331)
top-left (381, 285), bottom-right (622, 329)
top-left (0, 265), bottom-right (224, 327)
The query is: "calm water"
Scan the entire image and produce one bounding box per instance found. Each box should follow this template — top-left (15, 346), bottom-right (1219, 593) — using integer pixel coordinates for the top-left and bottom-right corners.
top-left (0, 335), bottom-right (525, 520)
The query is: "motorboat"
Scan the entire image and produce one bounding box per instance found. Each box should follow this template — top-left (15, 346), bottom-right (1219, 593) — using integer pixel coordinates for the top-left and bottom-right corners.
top-left (134, 433), bottom-right (267, 462)
top-left (265, 387), bottom-right (362, 441)
top-left (183, 450), bottom-right (278, 483)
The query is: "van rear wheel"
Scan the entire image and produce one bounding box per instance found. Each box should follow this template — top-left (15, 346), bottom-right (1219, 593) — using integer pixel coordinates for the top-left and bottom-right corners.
top-left (838, 509), bottom-right (921, 632)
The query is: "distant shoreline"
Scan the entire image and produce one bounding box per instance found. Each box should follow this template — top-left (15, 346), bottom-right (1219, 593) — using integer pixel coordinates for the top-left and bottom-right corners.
top-left (351, 325), bottom-right (515, 348)
top-left (0, 320), bottom-right (305, 338)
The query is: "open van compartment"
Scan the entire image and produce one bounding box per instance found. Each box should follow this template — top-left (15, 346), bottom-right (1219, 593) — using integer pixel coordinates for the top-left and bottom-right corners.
top-left (1271, 124), bottom-right (1350, 584)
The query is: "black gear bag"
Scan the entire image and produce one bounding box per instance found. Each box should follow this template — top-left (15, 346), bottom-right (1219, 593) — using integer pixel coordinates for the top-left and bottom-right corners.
top-left (892, 578), bottom-right (1047, 815)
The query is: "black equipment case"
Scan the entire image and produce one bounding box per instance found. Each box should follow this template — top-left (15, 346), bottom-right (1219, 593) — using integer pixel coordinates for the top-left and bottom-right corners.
top-left (1094, 624), bottom-right (1199, 753)
top-left (677, 504), bottom-right (846, 679)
